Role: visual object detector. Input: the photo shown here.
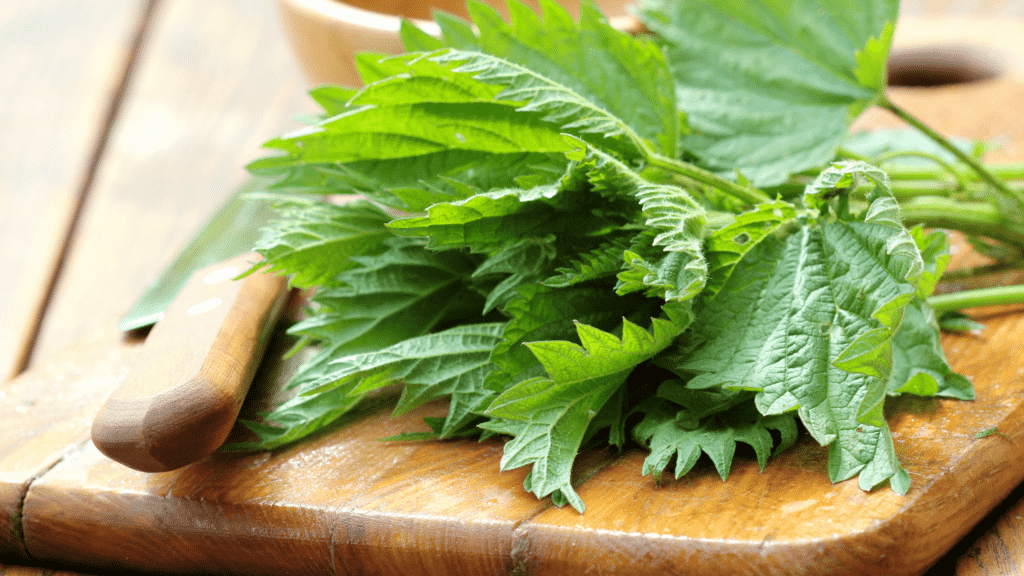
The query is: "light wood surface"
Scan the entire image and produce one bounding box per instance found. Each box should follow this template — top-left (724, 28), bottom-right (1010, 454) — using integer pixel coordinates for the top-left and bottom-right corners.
top-left (24, 0), bottom-right (312, 368)
top-left (0, 0), bottom-right (145, 383)
top-left (3, 1), bottom-right (1024, 575)
top-left (91, 255), bottom-right (288, 472)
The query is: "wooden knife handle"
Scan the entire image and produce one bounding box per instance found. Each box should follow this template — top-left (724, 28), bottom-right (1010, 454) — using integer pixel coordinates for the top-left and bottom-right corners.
top-left (92, 253), bottom-right (288, 472)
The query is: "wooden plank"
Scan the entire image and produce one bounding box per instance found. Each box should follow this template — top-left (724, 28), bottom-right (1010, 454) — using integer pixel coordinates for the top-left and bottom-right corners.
top-left (14, 330), bottom-right (607, 575)
top-left (0, 0), bottom-right (144, 383)
top-left (1, 0), bottom-right (307, 564)
top-left (13, 307), bottom-right (1024, 575)
top-left (0, 327), bottom-right (141, 559)
top-left (25, 0), bottom-right (311, 367)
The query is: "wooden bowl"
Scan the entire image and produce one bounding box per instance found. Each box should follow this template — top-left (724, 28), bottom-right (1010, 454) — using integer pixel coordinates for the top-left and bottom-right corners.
top-left (276, 0), bottom-right (639, 87)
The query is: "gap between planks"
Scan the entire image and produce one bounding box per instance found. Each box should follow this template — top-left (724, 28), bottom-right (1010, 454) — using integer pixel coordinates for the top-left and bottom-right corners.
top-left (9, 0), bottom-right (162, 379)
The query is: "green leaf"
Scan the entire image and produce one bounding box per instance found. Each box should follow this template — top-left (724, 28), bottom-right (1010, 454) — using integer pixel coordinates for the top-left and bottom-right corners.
top-left (289, 239), bottom-right (482, 354)
top-left (400, 19), bottom-right (446, 52)
top-left (228, 353), bottom-right (367, 451)
top-left (576, 144), bottom-right (709, 302)
top-left (351, 52), bottom-right (505, 102)
top-left (676, 165), bottom-right (923, 491)
top-left (639, 0), bottom-right (898, 185)
top-left (425, 0), bottom-right (679, 156)
top-left (890, 298), bottom-right (974, 400)
top-left (542, 232), bottom-right (635, 288)
top-left (249, 52), bottom-right (576, 189)
top-left (910, 225), bottom-right (951, 299)
top-left (484, 314), bottom-right (687, 511)
top-left (432, 47), bottom-right (653, 161)
top-left (258, 100), bottom-right (572, 165)
top-left (634, 398), bottom-right (798, 480)
top-left (471, 239), bottom-right (557, 314)
top-left (309, 86), bottom-right (362, 116)
top-left (487, 283), bottom-right (659, 392)
top-left (386, 182), bottom-right (566, 251)
top-left (583, 384), bottom-right (628, 449)
top-left (703, 199), bottom-right (799, 300)
top-left (305, 323), bottom-right (505, 439)
top-left (248, 200), bottom-right (393, 288)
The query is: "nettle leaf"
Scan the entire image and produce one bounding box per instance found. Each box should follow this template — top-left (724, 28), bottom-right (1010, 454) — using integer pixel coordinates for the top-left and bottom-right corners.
top-left (309, 86), bottom-right (362, 116)
top-left (619, 241), bottom-right (706, 302)
top-left (289, 239), bottom-right (481, 354)
top-left (422, 0), bottom-right (678, 156)
top-left (634, 398), bottom-right (798, 480)
top-left (387, 182), bottom-right (567, 251)
top-left (910, 225), bottom-right (951, 299)
top-left (573, 143), bottom-right (709, 302)
top-left (543, 232), bottom-right (636, 288)
top-left (703, 199), bottom-right (799, 300)
top-left (249, 52), bottom-right (575, 189)
top-left (256, 99), bottom-right (571, 165)
top-left (639, 0), bottom-right (898, 185)
top-left (303, 323), bottom-right (505, 439)
top-left (487, 283), bottom-right (658, 392)
top-left (432, 48), bottom-right (653, 161)
top-left (229, 347), bottom-right (367, 450)
top-left (351, 51), bottom-right (505, 100)
top-left (890, 298), bottom-right (974, 400)
top-left (471, 239), bottom-right (557, 314)
top-left (676, 164), bottom-right (922, 491)
top-left (483, 313), bottom-right (688, 512)
top-left (248, 200), bottom-right (392, 288)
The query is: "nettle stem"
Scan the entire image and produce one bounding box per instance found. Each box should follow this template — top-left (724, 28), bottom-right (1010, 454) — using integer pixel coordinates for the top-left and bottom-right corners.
top-left (880, 95), bottom-right (1024, 209)
top-left (929, 285), bottom-right (1024, 314)
top-left (884, 163), bottom-right (1024, 182)
top-left (900, 196), bottom-right (1024, 247)
top-left (646, 153), bottom-right (770, 206)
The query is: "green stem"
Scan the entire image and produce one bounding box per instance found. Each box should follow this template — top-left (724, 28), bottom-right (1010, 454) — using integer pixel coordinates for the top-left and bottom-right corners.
top-left (873, 150), bottom-right (972, 191)
top-left (900, 196), bottom-right (1024, 246)
top-left (646, 153), bottom-right (770, 206)
top-left (884, 163), bottom-right (1024, 182)
top-left (836, 147), bottom-right (871, 162)
top-left (880, 94), bottom-right (1024, 209)
top-left (941, 260), bottom-right (1024, 282)
top-left (928, 285), bottom-right (1024, 314)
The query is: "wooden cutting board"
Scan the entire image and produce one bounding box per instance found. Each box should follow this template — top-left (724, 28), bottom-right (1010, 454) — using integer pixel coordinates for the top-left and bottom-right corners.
top-left (3, 17), bottom-right (1024, 576)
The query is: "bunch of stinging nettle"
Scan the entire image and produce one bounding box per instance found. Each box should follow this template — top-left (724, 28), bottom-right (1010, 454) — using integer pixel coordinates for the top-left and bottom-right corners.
top-left (230, 0), bottom-right (1024, 511)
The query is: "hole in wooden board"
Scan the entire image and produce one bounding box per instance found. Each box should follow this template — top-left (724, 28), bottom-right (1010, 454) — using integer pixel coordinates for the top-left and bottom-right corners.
top-left (887, 44), bottom-right (1005, 87)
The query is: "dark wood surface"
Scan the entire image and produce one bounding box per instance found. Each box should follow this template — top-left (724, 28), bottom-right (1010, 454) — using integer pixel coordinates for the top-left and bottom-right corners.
top-left (3, 1), bottom-right (1024, 575)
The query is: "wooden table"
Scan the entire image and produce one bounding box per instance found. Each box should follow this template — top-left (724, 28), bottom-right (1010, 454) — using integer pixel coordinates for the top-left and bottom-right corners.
top-left (2, 1), bottom-right (1024, 574)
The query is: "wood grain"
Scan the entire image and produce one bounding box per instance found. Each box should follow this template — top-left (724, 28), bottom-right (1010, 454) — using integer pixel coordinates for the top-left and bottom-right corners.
top-left (0, 0), bottom-right (144, 383)
top-left (0, 327), bottom-right (142, 559)
top-left (11, 307), bottom-right (1024, 576)
top-left (0, 564), bottom-right (104, 576)
top-left (24, 0), bottom-right (311, 368)
top-left (91, 255), bottom-right (288, 472)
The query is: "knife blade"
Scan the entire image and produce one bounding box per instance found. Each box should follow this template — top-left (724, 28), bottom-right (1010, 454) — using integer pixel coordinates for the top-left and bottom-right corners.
top-left (118, 177), bottom-right (279, 332)
top-left (93, 252), bottom-right (288, 471)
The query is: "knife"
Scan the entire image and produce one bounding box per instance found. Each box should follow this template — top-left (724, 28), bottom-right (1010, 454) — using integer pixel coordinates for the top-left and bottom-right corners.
top-left (118, 177), bottom-right (279, 332)
top-left (94, 179), bottom-right (289, 472)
